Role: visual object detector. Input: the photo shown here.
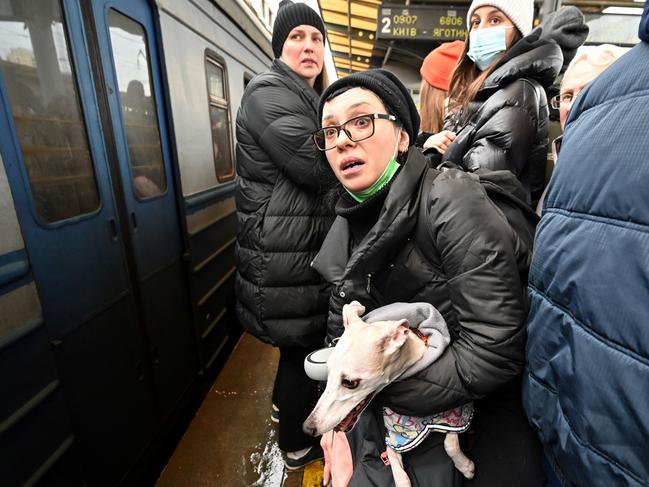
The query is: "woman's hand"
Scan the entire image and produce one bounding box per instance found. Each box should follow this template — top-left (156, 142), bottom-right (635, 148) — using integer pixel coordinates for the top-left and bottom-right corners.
top-left (423, 130), bottom-right (457, 154)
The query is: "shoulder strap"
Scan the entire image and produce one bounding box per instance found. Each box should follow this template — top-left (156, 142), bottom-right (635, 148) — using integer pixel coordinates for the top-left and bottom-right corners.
top-left (414, 168), bottom-right (443, 264)
top-left (477, 171), bottom-right (539, 252)
top-left (521, 77), bottom-right (544, 120)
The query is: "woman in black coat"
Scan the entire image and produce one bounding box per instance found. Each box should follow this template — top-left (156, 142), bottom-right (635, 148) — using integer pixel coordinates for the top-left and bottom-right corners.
top-left (426, 0), bottom-right (564, 208)
top-left (234, 0), bottom-right (333, 469)
top-left (311, 69), bottom-right (543, 485)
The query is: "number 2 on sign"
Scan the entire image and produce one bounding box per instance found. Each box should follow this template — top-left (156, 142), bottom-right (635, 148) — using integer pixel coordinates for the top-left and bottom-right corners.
top-left (381, 17), bottom-right (391, 33)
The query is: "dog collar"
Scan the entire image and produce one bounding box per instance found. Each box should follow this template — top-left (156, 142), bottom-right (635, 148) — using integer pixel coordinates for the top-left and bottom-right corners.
top-left (409, 327), bottom-right (428, 346)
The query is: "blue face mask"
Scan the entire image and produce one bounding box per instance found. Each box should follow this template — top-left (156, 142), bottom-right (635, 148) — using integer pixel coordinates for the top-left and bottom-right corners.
top-left (467, 26), bottom-right (512, 71)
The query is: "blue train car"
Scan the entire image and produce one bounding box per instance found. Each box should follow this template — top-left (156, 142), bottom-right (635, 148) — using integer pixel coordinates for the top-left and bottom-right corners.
top-left (0, 0), bottom-right (271, 485)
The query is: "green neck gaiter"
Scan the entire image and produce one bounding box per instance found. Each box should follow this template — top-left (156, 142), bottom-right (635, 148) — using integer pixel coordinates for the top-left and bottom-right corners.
top-left (345, 157), bottom-right (401, 203)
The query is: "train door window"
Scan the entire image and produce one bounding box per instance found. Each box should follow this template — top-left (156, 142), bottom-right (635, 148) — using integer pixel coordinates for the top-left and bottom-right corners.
top-left (0, 0), bottom-right (100, 223)
top-left (107, 8), bottom-right (167, 199)
top-left (205, 56), bottom-right (234, 182)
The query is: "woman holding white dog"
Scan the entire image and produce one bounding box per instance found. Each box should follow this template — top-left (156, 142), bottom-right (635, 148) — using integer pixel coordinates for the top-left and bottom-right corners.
top-left (311, 67), bottom-right (544, 485)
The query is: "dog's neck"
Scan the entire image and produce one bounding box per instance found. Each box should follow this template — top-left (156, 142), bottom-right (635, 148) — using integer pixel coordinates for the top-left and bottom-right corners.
top-left (386, 331), bottom-right (428, 382)
top-left (405, 329), bottom-right (428, 362)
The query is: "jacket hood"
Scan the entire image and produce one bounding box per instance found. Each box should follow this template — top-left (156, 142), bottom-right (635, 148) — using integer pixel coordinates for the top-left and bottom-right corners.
top-left (531, 6), bottom-right (589, 71)
top-left (482, 6), bottom-right (588, 91)
top-left (481, 32), bottom-right (562, 92)
top-left (641, 1), bottom-right (649, 42)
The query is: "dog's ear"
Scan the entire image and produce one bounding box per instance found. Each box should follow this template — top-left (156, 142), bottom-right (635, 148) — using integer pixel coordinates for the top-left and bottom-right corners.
top-left (378, 319), bottom-right (410, 354)
top-left (342, 301), bottom-right (365, 328)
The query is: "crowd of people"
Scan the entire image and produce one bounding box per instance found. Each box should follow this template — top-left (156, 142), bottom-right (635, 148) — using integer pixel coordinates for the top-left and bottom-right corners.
top-left (234, 0), bottom-right (649, 485)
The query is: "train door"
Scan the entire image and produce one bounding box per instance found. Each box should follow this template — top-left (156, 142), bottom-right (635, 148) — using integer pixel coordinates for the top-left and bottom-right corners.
top-left (87, 0), bottom-right (196, 421)
top-left (0, 0), bottom-right (157, 484)
top-left (0, 0), bottom-right (195, 484)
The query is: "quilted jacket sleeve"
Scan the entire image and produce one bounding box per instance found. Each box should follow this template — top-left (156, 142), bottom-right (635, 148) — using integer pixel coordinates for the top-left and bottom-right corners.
top-left (379, 170), bottom-right (528, 416)
top-left (462, 100), bottom-right (537, 177)
top-left (239, 78), bottom-right (322, 192)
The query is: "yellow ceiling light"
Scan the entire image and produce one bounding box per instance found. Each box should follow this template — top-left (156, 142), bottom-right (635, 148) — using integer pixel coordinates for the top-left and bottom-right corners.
top-left (320, 0), bottom-right (378, 19)
top-left (351, 47), bottom-right (373, 57)
top-left (351, 38), bottom-right (374, 50)
top-left (336, 46), bottom-right (373, 57)
top-left (334, 47), bottom-right (373, 58)
top-left (321, 10), bottom-right (377, 31)
top-left (330, 42), bottom-right (351, 54)
top-left (319, 0), bottom-right (383, 75)
top-left (350, 17), bottom-right (377, 31)
top-left (333, 56), bottom-right (370, 70)
top-left (321, 10), bottom-right (349, 27)
top-left (328, 32), bottom-right (348, 44)
top-left (328, 34), bottom-right (373, 54)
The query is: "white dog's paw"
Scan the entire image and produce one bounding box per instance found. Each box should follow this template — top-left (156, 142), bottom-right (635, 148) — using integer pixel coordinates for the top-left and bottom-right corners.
top-left (459, 460), bottom-right (475, 479)
top-left (342, 301), bottom-right (365, 327)
top-left (346, 300), bottom-right (365, 314)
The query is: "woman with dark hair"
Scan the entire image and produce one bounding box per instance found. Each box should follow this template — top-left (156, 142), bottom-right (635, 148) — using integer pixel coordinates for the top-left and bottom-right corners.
top-left (428, 0), bottom-right (564, 207)
top-left (311, 68), bottom-right (543, 486)
top-left (234, 0), bottom-right (332, 470)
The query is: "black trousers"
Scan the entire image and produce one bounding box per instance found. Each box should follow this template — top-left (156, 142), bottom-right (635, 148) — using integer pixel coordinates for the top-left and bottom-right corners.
top-left (465, 379), bottom-right (545, 487)
top-left (273, 345), bottom-right (320, 452)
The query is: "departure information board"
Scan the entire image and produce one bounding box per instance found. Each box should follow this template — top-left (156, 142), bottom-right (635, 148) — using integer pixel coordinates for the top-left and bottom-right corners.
top-left (377, 4), bottom-right (468, 40)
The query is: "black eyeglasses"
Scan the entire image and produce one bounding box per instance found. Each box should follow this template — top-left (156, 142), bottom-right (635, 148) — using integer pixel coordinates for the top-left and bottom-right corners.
top-left (313, 113), bottom-right (397, 151)
top-left (550, 93), bottom-right (575, 110)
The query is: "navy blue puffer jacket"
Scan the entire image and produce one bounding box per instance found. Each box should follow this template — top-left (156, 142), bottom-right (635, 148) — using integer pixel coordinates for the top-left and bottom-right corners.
top-left (523, 13), bottom-right (649, 486)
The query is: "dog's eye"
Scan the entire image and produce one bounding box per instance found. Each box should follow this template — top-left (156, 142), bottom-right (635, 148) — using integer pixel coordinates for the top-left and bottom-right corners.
top-left (341, 378), bottom-right (360, 389)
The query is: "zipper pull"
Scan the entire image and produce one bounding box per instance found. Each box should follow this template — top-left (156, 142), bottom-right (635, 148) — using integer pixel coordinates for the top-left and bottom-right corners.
top-left (366, 273), bottom-right (372, 295)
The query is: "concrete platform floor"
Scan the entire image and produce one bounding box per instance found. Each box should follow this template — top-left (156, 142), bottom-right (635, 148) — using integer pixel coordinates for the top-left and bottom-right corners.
top-left (156, 334), bottom-right (324, 487)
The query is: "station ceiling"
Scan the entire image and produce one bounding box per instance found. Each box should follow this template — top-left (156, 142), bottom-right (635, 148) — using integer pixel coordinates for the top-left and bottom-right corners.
top-left (318, 0), bottom-right (643, 78)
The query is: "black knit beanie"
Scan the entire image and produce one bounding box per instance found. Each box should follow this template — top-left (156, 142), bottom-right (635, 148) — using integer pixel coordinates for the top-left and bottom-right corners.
top-left (318, 69), bottom-right (420, 146)
top-left (272, 0), bottom-right (326, 58)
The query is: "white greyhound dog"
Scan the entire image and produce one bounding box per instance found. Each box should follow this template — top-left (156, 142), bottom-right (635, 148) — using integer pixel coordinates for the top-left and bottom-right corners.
top-left (303, 301), bottom-right (475, 486)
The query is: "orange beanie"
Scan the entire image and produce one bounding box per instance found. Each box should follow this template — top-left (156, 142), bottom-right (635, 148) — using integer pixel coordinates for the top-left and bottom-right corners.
top-left (420, 40), bottom-right (465, 91)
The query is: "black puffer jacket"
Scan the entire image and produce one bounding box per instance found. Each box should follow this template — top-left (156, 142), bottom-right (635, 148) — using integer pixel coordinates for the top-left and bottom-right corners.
top-left (234, 60), bottom-right (333, 348)
top-left (312, 147), bottom-right (531, 417)
top-left (442, 32), bottom-right (563, 207)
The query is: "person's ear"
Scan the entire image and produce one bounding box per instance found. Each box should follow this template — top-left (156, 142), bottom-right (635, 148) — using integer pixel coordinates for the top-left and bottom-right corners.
top-left (398, 129), bottom-right (409, 153)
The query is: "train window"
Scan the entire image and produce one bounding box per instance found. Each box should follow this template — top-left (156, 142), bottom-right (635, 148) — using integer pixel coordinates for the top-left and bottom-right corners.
top-left (107, 9), bottom-right (167, 199)
top-left (205, 57), bottom-right (234, 183)
top-left (207, 62), bottom-right (225, 99)
top-left (0, 0), bottom-right (100, 223)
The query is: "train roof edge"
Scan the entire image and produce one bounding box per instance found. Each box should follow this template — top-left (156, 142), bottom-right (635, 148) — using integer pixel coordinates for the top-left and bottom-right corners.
top-left (155, 0), bottom-right (274, 60)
